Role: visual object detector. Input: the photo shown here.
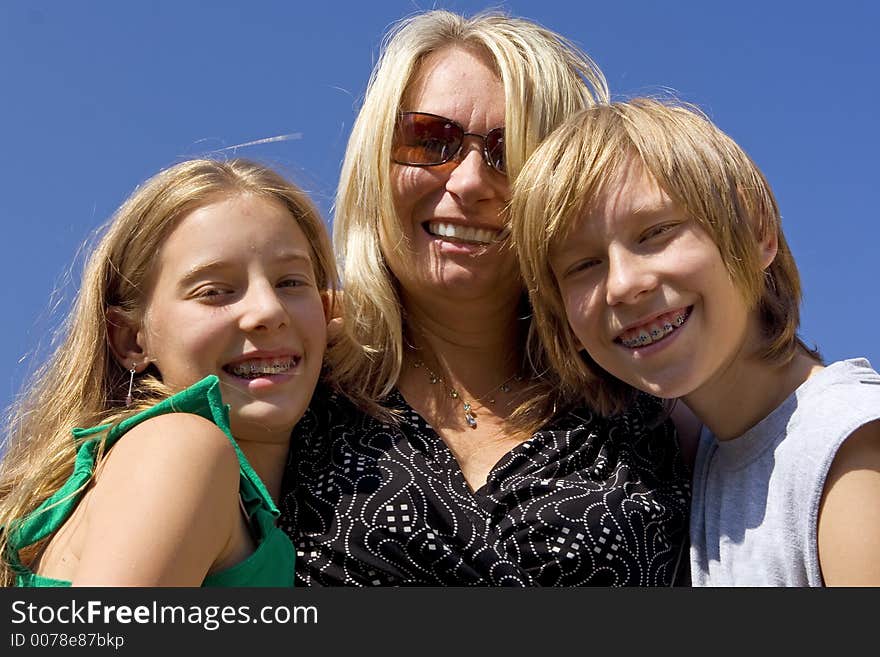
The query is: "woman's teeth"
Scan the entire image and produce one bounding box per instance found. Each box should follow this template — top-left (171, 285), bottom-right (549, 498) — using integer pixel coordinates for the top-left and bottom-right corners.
top-left (426, 221), bottom-right (500, 245)
top-left (618, 308), bottom-right (691, 349)
top-left (225, 357), bottom-right (298, 379)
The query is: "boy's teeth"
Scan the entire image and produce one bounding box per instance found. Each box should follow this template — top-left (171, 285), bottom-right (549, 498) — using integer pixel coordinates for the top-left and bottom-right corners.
top-left (227, 357), bottom-right (297, 378)
top-left (426, 222), bottom-right (499, 244)
top-left (618, 309), bottom-right (690, 349)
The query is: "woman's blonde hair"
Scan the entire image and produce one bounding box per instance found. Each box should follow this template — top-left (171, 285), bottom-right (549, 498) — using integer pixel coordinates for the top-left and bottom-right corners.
top-left (328, 9), bottom-right (609, 421)
top-left (0, 158), bottom-right (336, 585)
top-left (512, 98), bottom-right (818, 416)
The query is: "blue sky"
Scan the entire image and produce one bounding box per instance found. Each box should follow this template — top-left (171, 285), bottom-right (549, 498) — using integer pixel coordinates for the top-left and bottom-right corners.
top-left (1, 0), bottom-right (877, 415)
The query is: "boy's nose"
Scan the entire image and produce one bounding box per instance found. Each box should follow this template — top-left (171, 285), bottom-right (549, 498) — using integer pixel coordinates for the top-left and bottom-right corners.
top-left (605, 247), bottom-right (658, 306)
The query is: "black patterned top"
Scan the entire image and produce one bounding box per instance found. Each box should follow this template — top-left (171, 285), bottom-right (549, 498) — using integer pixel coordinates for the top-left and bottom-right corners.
top-left (279, 384), bottom-right (690, 586)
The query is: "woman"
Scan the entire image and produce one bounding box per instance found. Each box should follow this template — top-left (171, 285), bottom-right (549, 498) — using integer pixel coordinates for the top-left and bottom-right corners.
top-left (279, 10), bottom-right (691, 586)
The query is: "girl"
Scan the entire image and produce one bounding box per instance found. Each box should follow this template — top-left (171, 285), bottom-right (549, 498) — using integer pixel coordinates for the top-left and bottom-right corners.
top-left (0, 158), bottom-right (335, 586)
top-left (511, 99), bottom-right (880, 586)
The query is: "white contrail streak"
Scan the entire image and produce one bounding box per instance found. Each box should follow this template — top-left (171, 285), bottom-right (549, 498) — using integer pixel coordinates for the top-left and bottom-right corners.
top-left (216, 133), bottom-right (303, 151)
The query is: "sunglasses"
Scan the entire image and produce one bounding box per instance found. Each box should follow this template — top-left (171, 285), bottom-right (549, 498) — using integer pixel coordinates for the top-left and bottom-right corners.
top-left (392, 111), bottom-right (506, 174)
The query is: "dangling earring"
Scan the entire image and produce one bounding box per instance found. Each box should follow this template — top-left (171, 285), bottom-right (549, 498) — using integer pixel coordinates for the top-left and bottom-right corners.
top-left (125, 364), bottom-right (136, 406)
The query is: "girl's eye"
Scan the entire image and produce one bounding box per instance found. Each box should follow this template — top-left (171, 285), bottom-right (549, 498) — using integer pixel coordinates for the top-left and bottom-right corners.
top-left (564, 258), bottom-right (600, 277)
top-left (278, 278), bottom-right (305, 289)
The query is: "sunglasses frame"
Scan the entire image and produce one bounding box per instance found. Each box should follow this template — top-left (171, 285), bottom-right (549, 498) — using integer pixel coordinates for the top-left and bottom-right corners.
top-left (392, 111), bottom-right (506, 174)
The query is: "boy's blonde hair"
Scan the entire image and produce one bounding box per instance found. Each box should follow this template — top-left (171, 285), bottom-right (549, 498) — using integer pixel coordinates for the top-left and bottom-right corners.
top-left (0, 158), bottom-right (336, 585)
top-left (512, 98), bottom-right (816, 416)
top-left (328, 9), bottom-right (609, 422)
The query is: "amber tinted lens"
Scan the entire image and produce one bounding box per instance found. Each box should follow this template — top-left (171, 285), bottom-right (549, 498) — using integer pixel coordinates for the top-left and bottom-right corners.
top-left (392, 113), bottom-right (463, 165)
top-left (484, 127), bottom-right (505, 173)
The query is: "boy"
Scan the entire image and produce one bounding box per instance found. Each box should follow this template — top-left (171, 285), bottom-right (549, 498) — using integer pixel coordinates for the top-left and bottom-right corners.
top-left (510, 98), bottom-right (880, 585)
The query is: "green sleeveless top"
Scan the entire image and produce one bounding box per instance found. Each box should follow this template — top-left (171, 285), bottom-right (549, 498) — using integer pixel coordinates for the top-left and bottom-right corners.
top-left (6, 375), bottom-right (295, 587)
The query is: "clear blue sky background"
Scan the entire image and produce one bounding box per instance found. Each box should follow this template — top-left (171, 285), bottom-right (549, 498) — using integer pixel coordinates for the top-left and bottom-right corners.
top-left (1, 0), bottom-right (877, 416)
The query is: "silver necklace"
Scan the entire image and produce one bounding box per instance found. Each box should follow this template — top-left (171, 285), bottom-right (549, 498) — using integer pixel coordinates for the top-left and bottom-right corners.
top-left (411, 359), bottom-right (522, 429)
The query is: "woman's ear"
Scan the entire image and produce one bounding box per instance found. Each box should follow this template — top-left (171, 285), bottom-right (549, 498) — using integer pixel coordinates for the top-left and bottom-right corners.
top-left (106, 306), bottom-right (149, 371)
top-left (569, 324), bottom-right (585, 352)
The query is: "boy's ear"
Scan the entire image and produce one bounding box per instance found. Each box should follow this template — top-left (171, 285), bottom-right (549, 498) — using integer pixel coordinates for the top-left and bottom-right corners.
top-left (759, 230), bottom-right (779, 271)
top-left (106, 306), bottom-right (149, 371)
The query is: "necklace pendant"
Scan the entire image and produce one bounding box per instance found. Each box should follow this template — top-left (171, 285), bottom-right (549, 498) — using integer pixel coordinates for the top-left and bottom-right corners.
top-left (463, 402), bottom-right (477, 429)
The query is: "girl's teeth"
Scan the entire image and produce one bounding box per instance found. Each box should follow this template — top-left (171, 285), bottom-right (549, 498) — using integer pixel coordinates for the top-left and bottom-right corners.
top-left (227, 358), bottom-right (296, 378)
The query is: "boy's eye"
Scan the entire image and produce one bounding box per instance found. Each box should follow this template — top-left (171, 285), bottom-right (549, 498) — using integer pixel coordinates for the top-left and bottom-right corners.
top-left (641, 223), bottom-right (678, 241)
top-left (193, 286), bottom-right (229, 298)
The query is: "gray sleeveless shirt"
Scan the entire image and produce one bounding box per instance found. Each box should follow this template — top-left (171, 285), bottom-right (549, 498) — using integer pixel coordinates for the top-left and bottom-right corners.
top-left (690, 358), bottom-right (880, 586)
